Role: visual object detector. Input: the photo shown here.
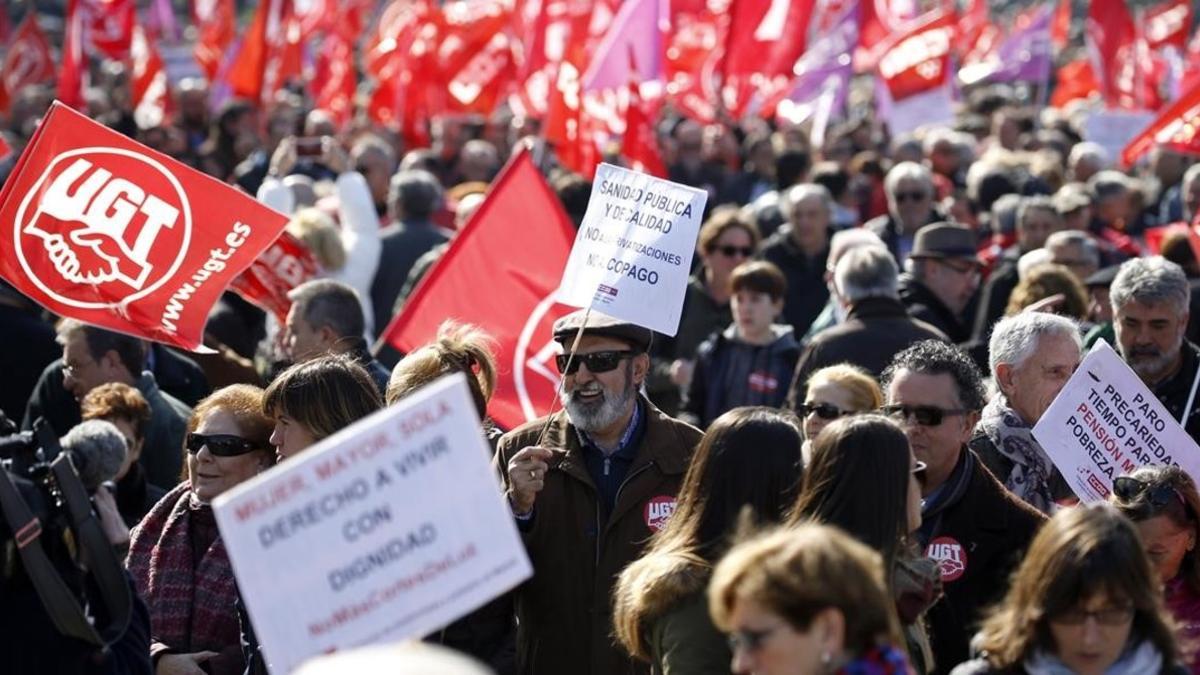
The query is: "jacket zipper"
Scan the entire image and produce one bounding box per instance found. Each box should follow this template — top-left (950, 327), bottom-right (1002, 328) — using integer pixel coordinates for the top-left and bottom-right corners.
top-left (597, 462), bottom-right (655, 565)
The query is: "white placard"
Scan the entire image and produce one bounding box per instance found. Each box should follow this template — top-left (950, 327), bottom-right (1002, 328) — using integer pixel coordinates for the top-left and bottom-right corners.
top-left (212, 374), bottom-right (532, 674)
top-left (1032, 341), bottom-right (1200, 502)
top-left (1082, 110), bottom-right (1156, 165)
top-left (557, 163), bottom-right (707, 336)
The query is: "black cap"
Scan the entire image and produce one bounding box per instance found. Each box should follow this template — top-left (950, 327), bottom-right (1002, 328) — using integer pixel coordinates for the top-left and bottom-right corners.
top-left (1084, 265), bottom-right (1121, 289)
top-left (552, 310), bottom-right (653, 353)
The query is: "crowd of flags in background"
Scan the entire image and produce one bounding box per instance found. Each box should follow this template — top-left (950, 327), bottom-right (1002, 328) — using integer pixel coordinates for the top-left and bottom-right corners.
top-left (4, 0), bottom-right (1200, 174)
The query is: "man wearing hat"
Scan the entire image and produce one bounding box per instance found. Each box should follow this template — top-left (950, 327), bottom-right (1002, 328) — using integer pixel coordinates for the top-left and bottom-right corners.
top-left (898, 223), bottom-right (981, 344)
top-left (494, 309), bottom-right (702, 675)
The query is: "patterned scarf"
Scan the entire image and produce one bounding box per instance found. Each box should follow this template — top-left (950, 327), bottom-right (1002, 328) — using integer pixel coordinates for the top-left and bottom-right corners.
top-left (976, 394), bottom-right (1056, 514)
top-left (837, 644), bottom-right (914, 674)
top-left (1024, 639), bottom-right (1163, 675)
top-left (126, 483), bottom-right (241, 653)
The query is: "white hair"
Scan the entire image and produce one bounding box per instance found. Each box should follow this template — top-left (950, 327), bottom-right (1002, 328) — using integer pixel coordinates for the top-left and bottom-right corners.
top-left (1111, 256), bottom-right (1190, 314)
top-left (884, 161), bottom-right (933, 198)
top-left (1068, 142), bottom-right (1110, 171)
top-left (988, 312), bottom-right (1082, 379)
top-left (1016, 249), bottom-right (1054, 280)
top-left (784, 183), bottom-right (834, 216)
top-left (834, 246), bottom-right (899, 302)
top-left (827, 228), bottom-right (886, 272)
top-left (1046, 230), bottom-right (1100, 268)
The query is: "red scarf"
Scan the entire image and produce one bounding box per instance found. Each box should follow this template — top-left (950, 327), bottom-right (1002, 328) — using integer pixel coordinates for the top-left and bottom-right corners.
top-left (126, 483), bottom-right (240, 653)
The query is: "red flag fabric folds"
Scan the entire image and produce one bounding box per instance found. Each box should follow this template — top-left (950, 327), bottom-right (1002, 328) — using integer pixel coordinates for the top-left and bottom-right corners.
top-left (1120, 80), bottom-right (1200, 165)
top-left (0, 15), bottom-right (56, 113)
top-left (193, 0), bottom-right (236, 81)
top-left (0, 102), bottom-right (289, 351)
top-left (1145, 0), bottom-right (1192, 52)
top-left (380, 148), bottom-right (576, 430)
top-left (877, 9), bottom-right (955, 101)
top-left (722, 0), bottom-right (817, 117)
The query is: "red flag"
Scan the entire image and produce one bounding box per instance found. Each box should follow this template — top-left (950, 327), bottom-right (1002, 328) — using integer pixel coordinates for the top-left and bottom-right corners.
top-left (312, 32), bottom-right (356, 129)
top-left (0, 15), bottom-right (56, 113)
top-left (858, 0), bottom-right (920, 69)
top-left (721, 0), bottom-right (817, 117)
top-left (1087, 0), bottom-right (1138, 107)
top-left (81, 0), bottom-right (135, 60)
top-left (0, 135), bottom-right (12, 163)
top-left (1145, 0), bottom-right (1193, 52)
top-left (956, 0), bottom-right (988, 58)
top-left (1120, 80), bottom-right (1200, 165)
top-left (623, 69), bottom-right (666, 177)
top-left (193, 0), bottom-right (236, 80)
top-left (58, 0), bottom-right (90, 111)
top-left (664, 6), bottom-right (726, 123)
top-left (227, 0), bottom-right (302, 105)
top-left (877, 9), bottom-right (955, 101)
top-left (1051, 0), bottom-right (1071, 48)
top-left (227, 232), bottom-right (320, 324)
top-left (131, 23), bottom-right (172, 129)
top-left (1050, 58), bottom-right (1101, 107)
top-left (0, 102), bottom-right (289, 351)
top-left (447, 31), bottom-right (517, 115)
top-left (380, 148), bottom-right (576, 430)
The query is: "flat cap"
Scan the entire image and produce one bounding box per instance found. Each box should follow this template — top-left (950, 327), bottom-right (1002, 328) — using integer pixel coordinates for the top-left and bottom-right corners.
top-left (1084, 264), bottom-right (1121, 289)
top-left (552, 310), bottom-right (653, 352)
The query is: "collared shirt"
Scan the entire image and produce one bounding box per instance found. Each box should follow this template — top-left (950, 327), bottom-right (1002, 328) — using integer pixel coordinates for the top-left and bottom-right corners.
top-left (578, 400), bottom-right (645, 518)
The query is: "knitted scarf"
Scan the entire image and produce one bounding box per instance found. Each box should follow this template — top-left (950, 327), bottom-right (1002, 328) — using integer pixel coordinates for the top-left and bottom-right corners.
top-left (126, 483), bottom-right (241, 653)
top-left (976, 394), bottom-right (1055, 514)
top-left (1024, 639), bottom-right (1163, 675)
top-left (837, 644), bottom-right (913, 674)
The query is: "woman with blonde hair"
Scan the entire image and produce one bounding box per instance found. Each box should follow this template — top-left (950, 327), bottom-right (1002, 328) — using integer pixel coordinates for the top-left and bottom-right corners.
top-left (387, 321), bottom-right (496, 422)
top-left (614, 407), bottom-right (804, 673)
top-left (953, 503), bottom-right (1187, 675)
top-left (796, 364), bottom-right (883, 461)
top-left (1004, 263), bottom-right (1090, 321)
top-left (709, 523), bottom-right (912, 674)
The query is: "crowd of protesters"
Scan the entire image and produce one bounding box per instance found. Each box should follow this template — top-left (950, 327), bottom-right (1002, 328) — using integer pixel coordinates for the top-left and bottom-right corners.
top-left (12, 32), bottom-right (1200, 675)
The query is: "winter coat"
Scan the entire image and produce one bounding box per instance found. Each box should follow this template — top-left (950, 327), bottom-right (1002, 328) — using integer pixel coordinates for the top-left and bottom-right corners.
top-left (647, 274), bottom-right (732, 415)
top-left (682, 324), bottom-right (801, 429)
top-left (898, 273), bottom-right (973, 345)
top-left (1148, 340), bottom-right (1200, 447)
top-left (494, 398), bottom-right (701, 675)
top-left (758, 227), bottom-right (830, 336)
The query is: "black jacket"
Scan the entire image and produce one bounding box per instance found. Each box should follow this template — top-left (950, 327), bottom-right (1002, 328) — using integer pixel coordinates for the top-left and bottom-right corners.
top-left (898, 273), bottom-right (973, 344)
top-left (971, 249), bottom-right (1021, 344)
top-left (682, 325), bottom-right (801, 428)
top-left (865, 208), bottom-right (946, 262)
top-left (786, 296), bottom-right (948, 408)
top-left (758, 227), bottom-right (830, 336)
top-left (920, 450), bottom-right (1046, 675)
top-left (1149, 340), bottom-right (1200, 446)
top-left (369, 220), bottom-right (450, 338)
top-left (647, 274), bottom-right (732, 415)
top-left (0, 298), bottom-right (59, 423)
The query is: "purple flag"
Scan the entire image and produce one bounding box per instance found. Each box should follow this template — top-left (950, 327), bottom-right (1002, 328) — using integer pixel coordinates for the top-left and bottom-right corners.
top-left (581, 0), bottom-right (666, 92)
top-left (774, 0), bottom-right (858, 124)
top-left (960, 5), bottom-right (1052, 85)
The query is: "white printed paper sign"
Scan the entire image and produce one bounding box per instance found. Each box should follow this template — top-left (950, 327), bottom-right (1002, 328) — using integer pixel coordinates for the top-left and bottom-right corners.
top-left (1083, 110), bottom-right (1156, 165)
top-left (1032, 341), bottom-right (1200, 502)
top-left (557, 163), bottom-right (708, 336)
top-left (212, 374), bottom-right (532, 674)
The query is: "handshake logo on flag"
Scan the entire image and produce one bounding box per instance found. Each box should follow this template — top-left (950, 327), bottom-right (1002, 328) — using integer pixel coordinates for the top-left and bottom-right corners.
top-left (17, 149), bottom-right (190, 305)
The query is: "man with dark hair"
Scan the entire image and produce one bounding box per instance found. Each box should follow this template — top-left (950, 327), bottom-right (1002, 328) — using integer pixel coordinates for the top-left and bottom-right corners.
top-left (23, 320), bottom-right (191, 490)
top-left (285, 279), bottom-right (391, 393)
top-left (881, 340), bottom-right (1045, 674)
top-left (370, 168), bottom-right (451, 337)
top-left (496, 310), bottom-right (700, 675)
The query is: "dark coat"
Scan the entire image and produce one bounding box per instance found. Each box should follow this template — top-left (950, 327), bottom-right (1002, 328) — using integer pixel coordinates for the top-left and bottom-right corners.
top-left (682, 325), bottom-right (801, 429)
top-left (786, 296), bottom-right (947, 408)
top-left (494, 398), bottom-right (701, 675)
top-left (370, 220), bottom-right (451, 338)
top-left (921, 450), bottom-right (1046, 675)
top-left (898, 273), bottom-right (973, 344)
top-left (147, 343), bottom-right (210, 408)
top-left (864, 208), bottom-right (945, 262)
top-left (970, 250), bottom-right (1020, 344)
top-left (967, 433), bottom-right (1074, 511)
top-left (647, 274), bottom-right (731, 415)
top-left (0, 299), bottom-right (59, 424)
top-left (758, 227), bottom-right (830, 337)
top-left (1149, 340), bottom-right (1200, 446)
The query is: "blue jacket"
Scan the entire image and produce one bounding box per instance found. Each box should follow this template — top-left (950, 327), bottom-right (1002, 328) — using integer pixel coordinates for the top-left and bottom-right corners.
top-left (682, 324), bottom-right (801, 429)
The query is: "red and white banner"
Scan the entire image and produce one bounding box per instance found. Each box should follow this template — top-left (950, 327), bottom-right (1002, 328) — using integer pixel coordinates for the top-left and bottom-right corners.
top-left (81, 0), bottom-right (136, 60)
top-left (877, 9), bottom-right (955, 101)
top-left (130, 23), bottom-right (171, 130)
top-left (0, 15), bottom-right (56, 113)
top-left (227, 232), bottom-right (320, 324)
top-left (380, 148), bottom-right (576, 430)
top-left (1145, 0), bottom-right (1192, 52)
top-left (1121, 80), bottom-right (1200, 165)
top-left (722, 0), bottom-right (817, 117)
top-left (0, 103), bottom-right (289, 351)
top-left (193, 0), bottom-right (236, 80)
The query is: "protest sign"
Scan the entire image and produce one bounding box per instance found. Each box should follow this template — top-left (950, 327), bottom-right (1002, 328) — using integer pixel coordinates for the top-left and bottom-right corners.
top-left (557, 163), bottom-right (707, 336)
top-left (1032, 341), bottom-right (1200, 502)
top-left (1083, 109), bottom-right (1156, 165)
top-left (0, 101), bottom-right (288, 351)
top-left (213, 374), bottom-right (532, 674)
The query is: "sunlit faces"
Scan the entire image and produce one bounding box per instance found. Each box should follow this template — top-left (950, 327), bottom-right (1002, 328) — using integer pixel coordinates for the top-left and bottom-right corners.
top-left (998, 332), bottom-right (1081, 426)
top-left (727, 598), bottom-right (839, 675)
top-left (1047, 593), bottom-right (1135, 675)
top-left (1114, 300), bottom-right (1188, 385)
top-left (885, 370), bottom-right (977, 496)
top-left (270, 413), bottom-right (320, 463)
top-left (188, 408), bottom-right (270, 502)
top-left (732, 290), bottom-right (783, 343)
top-left (559, 335), bottom-right (645, 435)
top-left (1134, 513), bottom-right (1195, 583)
top-left (802, 382), bottom-right (861, 442)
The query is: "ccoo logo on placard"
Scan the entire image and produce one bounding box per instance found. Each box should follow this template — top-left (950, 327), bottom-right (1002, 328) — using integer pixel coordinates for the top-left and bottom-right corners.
top-left (15, 147), bottom-right (192, 309)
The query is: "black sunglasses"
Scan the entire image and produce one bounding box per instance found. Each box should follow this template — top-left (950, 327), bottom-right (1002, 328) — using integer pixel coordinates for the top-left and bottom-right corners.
top-left (798, 402), bottom-right (848, 420)
top-left (554, 350), bottom-right (636, 376)
top-left (715, 245), bottom-right (754, 258)
top-left (186, 433), bottom-right (263, 457)
top-left (894, 190), bottom-right (929, 203)
top-left (879, 404), bottom-right (967, 427)
top-left (1113, 476), bottom-right (1186, 510)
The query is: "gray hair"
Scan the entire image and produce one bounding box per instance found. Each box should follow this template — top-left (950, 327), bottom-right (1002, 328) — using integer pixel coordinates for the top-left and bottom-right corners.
top-left (827, 228), bottom-right (886, 272)
top-left (1046, 230), bottom-right (1100, 268)
top-left (388, 169), bottom-right (444, 220)
top-left (834, 246), bottom-right (899, 302)
top-left (987, 312), bottom-right (1082, 379)
top-left (1110, 257), bottom-right (1190, 314)
top-left (884, 161), bottom-right (933, 198)
top-left (60, 419), bottom-right (127, 489)
top-left (287, 279), bottom-right (366, 340)
top-left (784, 183), bottom-right (833, 217)
top-left (1088, 170), bottom-right (1133, 202)
top-left (1069, 142), bottom-right (1110, 171)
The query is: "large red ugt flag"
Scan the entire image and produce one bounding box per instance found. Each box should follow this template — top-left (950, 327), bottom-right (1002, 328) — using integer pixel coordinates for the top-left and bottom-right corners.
top-left (0, 102), bottom-right (289, 351)
top-left (380, 148), bottom-right (576, 430)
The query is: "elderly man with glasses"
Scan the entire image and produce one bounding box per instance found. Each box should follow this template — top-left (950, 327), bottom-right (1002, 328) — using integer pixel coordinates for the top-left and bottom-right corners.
top-left (898, 223), bottom-right (982, 344)
top-left (495, 310), bottom-right (702, 675)
top-left (881, 340), bottom-right (1045, 675)
top-left (866, 161), bottom-right (945, 263)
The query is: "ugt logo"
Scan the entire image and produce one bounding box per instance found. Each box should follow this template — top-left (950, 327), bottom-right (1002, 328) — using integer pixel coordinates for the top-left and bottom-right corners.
top-left (15, 148), bottom-right (192, 308)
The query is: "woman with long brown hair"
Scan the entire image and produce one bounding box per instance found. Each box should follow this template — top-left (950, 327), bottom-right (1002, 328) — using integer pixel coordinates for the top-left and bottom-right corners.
top-left (613, 407), bottom-right (804, 673)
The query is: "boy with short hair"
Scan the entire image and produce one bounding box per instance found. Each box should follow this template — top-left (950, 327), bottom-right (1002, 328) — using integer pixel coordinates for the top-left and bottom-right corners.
top-left (681, 260), bottom-right (801, 428)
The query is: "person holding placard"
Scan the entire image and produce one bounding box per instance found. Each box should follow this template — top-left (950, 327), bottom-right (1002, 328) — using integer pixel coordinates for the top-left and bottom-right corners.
top-left (495, 309), bottom-right (702, 675)
top-left (1110, 257), bottom-right (1200, 443)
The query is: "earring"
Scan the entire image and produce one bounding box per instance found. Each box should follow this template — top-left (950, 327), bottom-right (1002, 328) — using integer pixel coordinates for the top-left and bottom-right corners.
top-left (821, 651), bottom-right (832, 665)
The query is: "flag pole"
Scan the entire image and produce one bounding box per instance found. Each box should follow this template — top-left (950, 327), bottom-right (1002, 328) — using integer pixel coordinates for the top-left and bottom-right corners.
top-left (535, 305), bottom-right (593, 446)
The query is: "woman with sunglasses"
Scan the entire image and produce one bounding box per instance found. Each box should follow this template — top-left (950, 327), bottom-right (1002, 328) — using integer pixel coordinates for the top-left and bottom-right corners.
top-left (127, 384), bottom-right (275, 675)
top-left (1112, 467), bottom-right (1200, 673)
top-left (613, 407), bottom-right (805, 674)
top-left (263, 354), bottom-right (383, 462)
top-left (788, 414), bottom-right (939, 672)
top-left (797, 364), bottom-right (882, 462)
top-left (709, 523), bottom-right (912, 675)
top-left (953, 503), bottom-right (1187, 675)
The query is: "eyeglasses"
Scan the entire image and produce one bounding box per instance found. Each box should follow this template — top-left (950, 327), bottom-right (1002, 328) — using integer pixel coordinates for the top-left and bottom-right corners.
top-left (1112, 476), bottom-right (1186, 511)
top-left (715, 245), bottom-right (755, 258)
top-left (62, 359), bottom-right (94, 378)
top-left (798, 402), bottom-right (849, 420)
top-left (894, 190), bottom-right (929, 203)
top-left (554, 350), bottom-right (636, 376)
top-left (935, 258), bottom-right (980, 276)
top-left (880, 404), bottom-right (968, 426)
top-left (913, 460), bottom-right (928, 487)
top-left (1051, 606), bottom-right (1135, 627)
top-left (727, 624), bottom-right (786, 653)
top-left (185, 433), bottom-right (264, 457)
